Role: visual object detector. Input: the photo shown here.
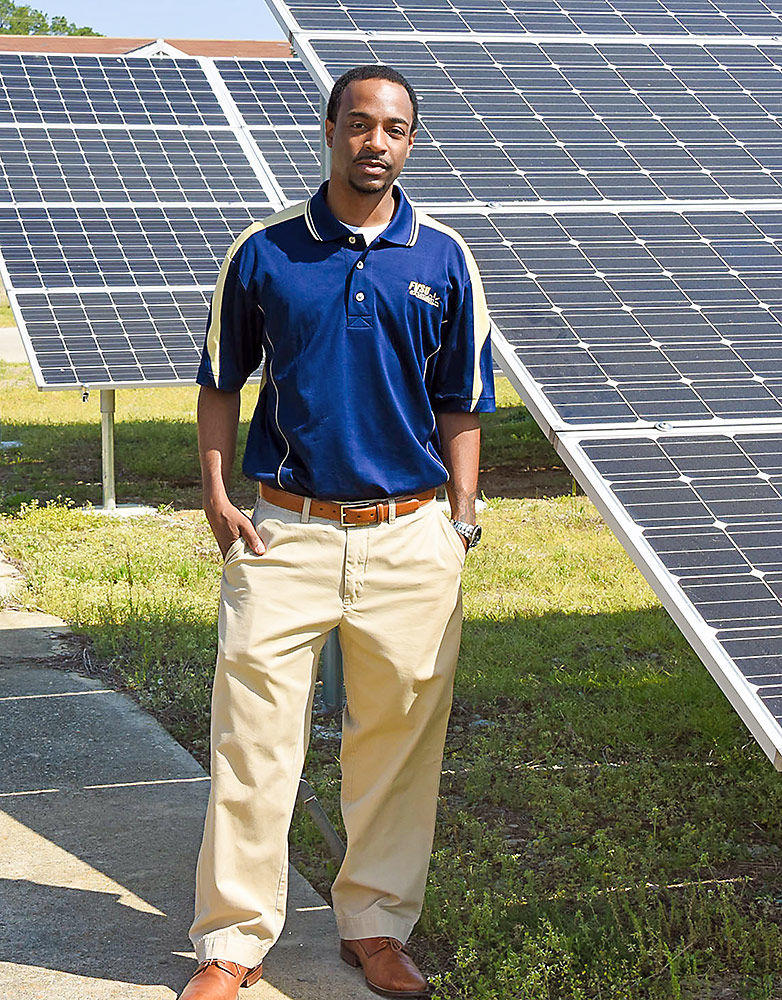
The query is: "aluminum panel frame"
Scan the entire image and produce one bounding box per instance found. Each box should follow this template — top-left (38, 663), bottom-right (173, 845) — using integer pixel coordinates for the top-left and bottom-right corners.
top-left (556, 422), bottom-right (782, 768)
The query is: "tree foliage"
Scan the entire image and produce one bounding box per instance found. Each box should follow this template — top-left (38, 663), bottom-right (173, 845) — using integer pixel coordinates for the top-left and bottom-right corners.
top-left (0, 1), bottom-right (101, 35)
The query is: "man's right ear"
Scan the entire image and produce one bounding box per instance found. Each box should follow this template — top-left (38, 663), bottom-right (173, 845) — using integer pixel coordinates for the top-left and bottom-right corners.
top-left (324, 118), bottom-right (334, 147)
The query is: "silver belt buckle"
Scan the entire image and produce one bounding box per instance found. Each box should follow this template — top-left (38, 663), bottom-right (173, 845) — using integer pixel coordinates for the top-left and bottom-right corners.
top-left (339, 500), bottom-right (379, 527)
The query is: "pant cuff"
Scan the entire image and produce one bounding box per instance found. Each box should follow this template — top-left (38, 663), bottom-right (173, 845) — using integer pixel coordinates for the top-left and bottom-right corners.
top-left (193, 932), bottom-right (268, 969)
top-left (335, 908), bottom-right (416, 944)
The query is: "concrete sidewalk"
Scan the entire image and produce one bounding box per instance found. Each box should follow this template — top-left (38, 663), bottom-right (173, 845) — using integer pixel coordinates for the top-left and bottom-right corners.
top-left (0, 325), bottom-right (25, 364)
top-left (0, 608), bottom-right (376, 999)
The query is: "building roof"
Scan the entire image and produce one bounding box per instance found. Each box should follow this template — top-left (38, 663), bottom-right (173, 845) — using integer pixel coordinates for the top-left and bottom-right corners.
top-left (0, 35), bottom-right (291, 58)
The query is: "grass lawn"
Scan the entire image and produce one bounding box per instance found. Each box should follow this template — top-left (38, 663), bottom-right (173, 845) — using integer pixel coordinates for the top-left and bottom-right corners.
top-left (2, 361), bottom-right (782, 999)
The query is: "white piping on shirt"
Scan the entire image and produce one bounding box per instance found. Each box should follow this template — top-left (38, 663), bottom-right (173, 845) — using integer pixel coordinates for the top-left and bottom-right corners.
top-left (423, 343), bottom-right (449, 478)
top-left (262, 324), bottom-right (291, 489)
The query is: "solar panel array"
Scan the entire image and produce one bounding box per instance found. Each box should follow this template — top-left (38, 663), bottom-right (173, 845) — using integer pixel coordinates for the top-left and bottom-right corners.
top-left (266, 0), bottom-right (782, 766)
top-left (272, 0), bottom-right (782, 37)
top-left (306, 37), bottom-right (782, 204)
top-left (0, 53), bottom-right (318, 387)
top-left (4, 21), bottom-right (782, 761)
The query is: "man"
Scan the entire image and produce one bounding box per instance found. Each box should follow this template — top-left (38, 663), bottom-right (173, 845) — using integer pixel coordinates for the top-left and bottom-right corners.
top-left (180, 64), bottom-right (495, 1000)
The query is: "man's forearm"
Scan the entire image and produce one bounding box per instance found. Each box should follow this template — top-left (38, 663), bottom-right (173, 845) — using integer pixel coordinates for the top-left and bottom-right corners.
top-left (197, 385), bottom-right (241, 508)
top-left (434, 410), bottom-right (481, 523)
top-left (197, 385), bottom-right (264, 556)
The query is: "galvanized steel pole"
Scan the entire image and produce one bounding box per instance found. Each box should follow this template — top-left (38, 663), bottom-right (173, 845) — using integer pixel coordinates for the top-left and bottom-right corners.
top-left (100, 389), bottom-right (116, 511)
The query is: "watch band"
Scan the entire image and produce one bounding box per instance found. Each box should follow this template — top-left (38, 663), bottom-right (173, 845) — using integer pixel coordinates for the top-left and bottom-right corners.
top-left (451, 520), bottom-right (482, 549)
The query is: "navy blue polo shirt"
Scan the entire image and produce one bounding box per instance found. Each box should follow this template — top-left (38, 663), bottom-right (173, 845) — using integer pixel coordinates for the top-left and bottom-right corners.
top-left (196, 180), bottom-right (495, 501)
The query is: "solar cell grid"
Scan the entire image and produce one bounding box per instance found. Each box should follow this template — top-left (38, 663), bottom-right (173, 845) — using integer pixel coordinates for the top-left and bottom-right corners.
top-left (0, 127), bottom-right (269, 205)
top-left (0, 54), bottom-right (227, 127)
top-left (0, 53), bottom-right (325, 388)
top-left (249, 127), bottom-right (321, 200)
top-left (439, 208), bottom-right (782, 426)
top-left (217, 59), bottom-right (321, 127)
top-left (577, 430), bottom-right (782, 726)
top-left (276, 0), bottom-right (782, 36)
top-left (0, 204), bottom-right (260, 290)
top-left (18, 287), bottom-right (213, 386)
top-left (309, 37), bottom-right (782, 204)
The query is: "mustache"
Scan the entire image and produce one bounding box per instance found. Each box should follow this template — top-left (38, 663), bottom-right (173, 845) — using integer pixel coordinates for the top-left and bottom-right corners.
top-left (354, 156), bottom-right (391, 167)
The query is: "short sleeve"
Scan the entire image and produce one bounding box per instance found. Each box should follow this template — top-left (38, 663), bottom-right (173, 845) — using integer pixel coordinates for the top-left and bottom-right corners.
top-left (196, 232), bottom-right (264, 392)
top-left (429, 242), bottom-right (496, 414)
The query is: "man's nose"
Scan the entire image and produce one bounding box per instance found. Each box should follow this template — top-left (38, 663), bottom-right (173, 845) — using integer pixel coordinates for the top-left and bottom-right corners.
top-left (363, 125), bottom-right (388, 152)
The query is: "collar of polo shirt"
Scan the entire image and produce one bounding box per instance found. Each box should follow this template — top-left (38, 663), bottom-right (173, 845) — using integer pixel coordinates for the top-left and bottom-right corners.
top-left (304, 180), bottom-right (419, 248)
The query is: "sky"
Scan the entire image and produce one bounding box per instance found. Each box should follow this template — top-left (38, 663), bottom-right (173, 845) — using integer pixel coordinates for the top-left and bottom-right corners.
top-left (43, 1), bottom-right (286, 40)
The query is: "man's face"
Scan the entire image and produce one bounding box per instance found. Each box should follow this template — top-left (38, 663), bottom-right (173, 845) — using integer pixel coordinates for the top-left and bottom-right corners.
top-left (325, 78), bottom-right (416, 195)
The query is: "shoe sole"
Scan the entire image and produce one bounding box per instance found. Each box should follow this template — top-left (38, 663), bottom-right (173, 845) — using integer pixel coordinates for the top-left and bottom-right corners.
top-left (339, 944), bottom-right (430, 999)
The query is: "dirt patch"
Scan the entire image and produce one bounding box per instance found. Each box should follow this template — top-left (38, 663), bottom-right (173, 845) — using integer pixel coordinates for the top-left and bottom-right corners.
top-left (479, 465), bottom-right (576, 500)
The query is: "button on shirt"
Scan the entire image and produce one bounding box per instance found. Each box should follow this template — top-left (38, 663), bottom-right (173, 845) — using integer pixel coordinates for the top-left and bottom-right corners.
top-left (197, 180), bottom-right (496, 501)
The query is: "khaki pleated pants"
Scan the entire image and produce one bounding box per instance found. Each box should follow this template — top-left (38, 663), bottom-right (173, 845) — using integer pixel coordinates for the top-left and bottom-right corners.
top-left (189, 492), bottom-right (466, 968)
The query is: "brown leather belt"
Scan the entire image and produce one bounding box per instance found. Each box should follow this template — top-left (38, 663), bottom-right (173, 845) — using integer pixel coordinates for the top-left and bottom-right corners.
top-left (259, 483), bottom-right (436, 526)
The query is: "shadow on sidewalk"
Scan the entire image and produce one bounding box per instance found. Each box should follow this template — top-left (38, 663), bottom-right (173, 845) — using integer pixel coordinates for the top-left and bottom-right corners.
top-left (0, 878), bottom-right (192, 990)
top-left (0, 665), bottom-right (210, 994)
top-left (0, 664), bottom-right (374, 999)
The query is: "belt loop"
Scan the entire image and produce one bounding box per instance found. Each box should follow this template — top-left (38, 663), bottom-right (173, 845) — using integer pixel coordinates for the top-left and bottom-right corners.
top-left (301, 497), bottom-right (312, 523)
top-left (388, 498), bottom-right (396, 524)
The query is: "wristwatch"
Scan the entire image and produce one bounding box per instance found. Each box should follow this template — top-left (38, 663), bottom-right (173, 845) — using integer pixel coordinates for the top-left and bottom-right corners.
top-left (450, 520), bottom-right (482, 549)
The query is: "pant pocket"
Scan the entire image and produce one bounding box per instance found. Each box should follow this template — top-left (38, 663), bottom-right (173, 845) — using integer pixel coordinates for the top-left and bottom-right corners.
top-left (222, 536), bottom-right (245, 566)
top-left (435, 510), bottom-right (467, 566)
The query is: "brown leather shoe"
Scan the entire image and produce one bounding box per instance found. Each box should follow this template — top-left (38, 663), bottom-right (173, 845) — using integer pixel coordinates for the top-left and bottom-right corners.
top-left (340, 937), bottom-right (430, 998)
top-left (177, 958), bottom-right (264, 999)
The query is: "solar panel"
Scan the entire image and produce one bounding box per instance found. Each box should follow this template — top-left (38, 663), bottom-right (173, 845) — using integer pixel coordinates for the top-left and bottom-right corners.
top-left (250, 127), bottom-right (321, 200)
top-left (435, 207), bottom-right (782, 427)
top-left (0, 127), bottom-right (270, 205)
top-left (19, 287), bottom-right (212, 388)
top-left (0, 53), bottom-right (298, 390)
top-left (560, 426), bottom-right (782, 764)
top-left (266, 0), bottom-right (782, 764)
top-left (0, 204), bottom-right (259, 290)
top-left (306, 36), bottom-right (782, 204)
top-left (0, 54), bottom-right (228, 127)
top-left (217, 58), bottom-right (322, 126)
top-left (272, 0), bottom-right (782, 38)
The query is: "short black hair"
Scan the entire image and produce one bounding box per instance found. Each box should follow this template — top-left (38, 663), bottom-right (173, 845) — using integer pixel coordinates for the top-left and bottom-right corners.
top-left (326, 64), bottom-right (419, 132)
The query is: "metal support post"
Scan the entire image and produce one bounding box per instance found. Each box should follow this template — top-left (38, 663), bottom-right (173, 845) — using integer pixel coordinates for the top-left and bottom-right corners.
top-left (320, 632), bottom-right (344, 714)
top-left (297, 777), bottom-right (345, 862)
top-left (100, 389), bottom-right (116, 511)
top-left (90, 389), bottom-right (153, 516)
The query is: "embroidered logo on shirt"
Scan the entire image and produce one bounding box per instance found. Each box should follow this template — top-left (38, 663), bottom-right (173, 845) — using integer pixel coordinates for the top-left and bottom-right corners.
top-left (408, 280), bottom-right (441, 308)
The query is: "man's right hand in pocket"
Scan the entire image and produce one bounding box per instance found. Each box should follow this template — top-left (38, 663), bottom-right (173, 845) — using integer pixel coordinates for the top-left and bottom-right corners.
top-left (205, 499), bottom-right (265, 558)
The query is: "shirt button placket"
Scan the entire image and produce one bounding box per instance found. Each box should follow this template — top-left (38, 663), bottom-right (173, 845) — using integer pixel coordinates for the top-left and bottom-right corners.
top-left (347, 243), bottom-right (370, 325)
